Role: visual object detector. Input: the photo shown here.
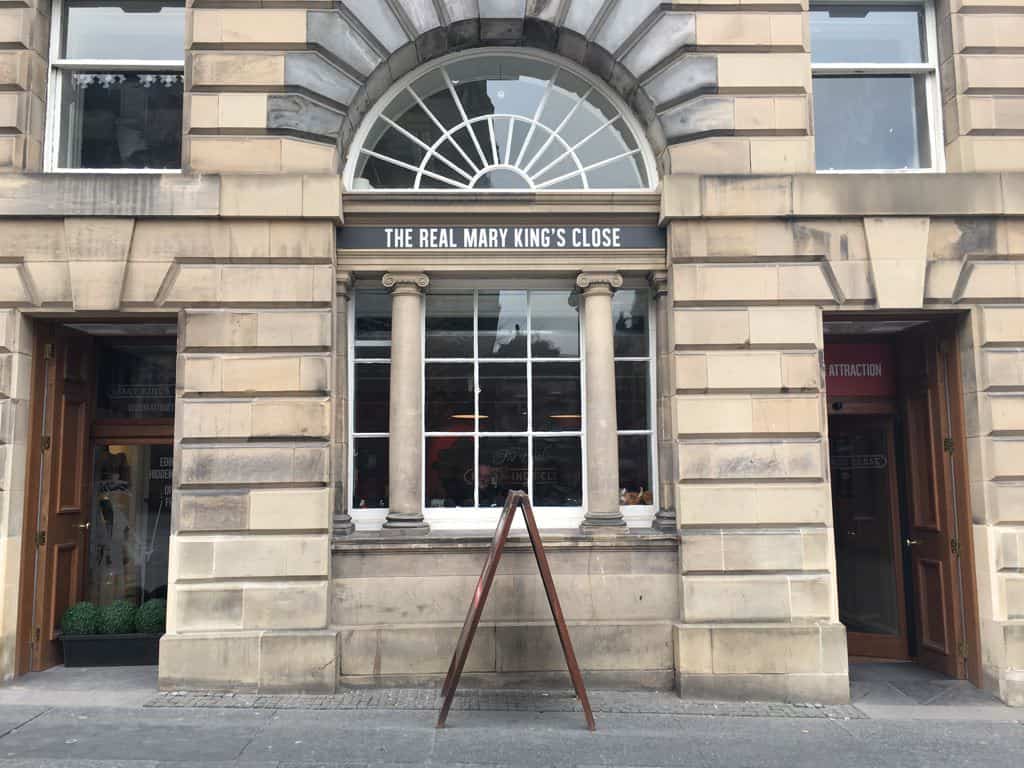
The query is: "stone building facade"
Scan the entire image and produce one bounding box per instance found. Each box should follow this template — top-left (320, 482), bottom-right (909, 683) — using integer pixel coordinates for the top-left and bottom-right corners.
top-left (0, 0), bottom-right (1021, 707)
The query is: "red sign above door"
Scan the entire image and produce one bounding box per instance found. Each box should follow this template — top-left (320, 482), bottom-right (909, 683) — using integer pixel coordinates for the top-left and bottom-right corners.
top-left (825, 343), bottom-right (896, 397)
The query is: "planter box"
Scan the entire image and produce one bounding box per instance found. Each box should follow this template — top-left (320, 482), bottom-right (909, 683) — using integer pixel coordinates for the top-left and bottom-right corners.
top-left (61, 633), bottom-right (162, 667)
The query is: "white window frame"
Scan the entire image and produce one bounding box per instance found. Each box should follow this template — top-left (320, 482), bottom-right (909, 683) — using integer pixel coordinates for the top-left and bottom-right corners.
top-left (810, 0), bottom-right (945, 174)
top-left (347, 279), bottom-right (658, 532)
top-left (344, 47), bottom-right (659, 193)
top-left (44, 0), bottom-right (185, 174)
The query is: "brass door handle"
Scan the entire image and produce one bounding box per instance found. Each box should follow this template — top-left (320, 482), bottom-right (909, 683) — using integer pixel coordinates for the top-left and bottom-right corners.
top-left (77, 522), bottom-right (91, 531)
top-left (905, 538), bottom-right (919, 547)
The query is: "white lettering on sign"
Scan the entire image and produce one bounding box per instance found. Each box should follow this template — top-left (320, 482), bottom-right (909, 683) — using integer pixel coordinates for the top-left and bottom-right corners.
top-left (378, 226), bottom-right (626, 250)
top-left (827, 363), bottom-right (883, 378)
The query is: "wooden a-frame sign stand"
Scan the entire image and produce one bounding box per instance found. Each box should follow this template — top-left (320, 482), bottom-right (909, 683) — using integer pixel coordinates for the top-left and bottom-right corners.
top-left (437, 490), bottom-right (596, 731)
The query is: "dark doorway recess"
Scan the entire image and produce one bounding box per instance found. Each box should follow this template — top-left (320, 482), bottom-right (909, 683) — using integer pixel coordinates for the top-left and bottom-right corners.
top-left (824, 314), bottom-right (981, 686)
top-left (16, 320), bottom-right (176, 675)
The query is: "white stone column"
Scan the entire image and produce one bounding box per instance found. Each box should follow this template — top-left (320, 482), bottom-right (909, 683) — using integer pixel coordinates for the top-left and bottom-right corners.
top-left (332, 272), bottom-right (355, 538)
top-left (650, 271), bottom-right (677, 532)
top-left (578, 271), bottom-right (627, 534)
top-left (382, 272), bottom-right (430, 532)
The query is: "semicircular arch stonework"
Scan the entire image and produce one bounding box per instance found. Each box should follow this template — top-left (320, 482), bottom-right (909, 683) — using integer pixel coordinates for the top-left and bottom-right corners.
top-left (262, 1), bottom-right (713, 178)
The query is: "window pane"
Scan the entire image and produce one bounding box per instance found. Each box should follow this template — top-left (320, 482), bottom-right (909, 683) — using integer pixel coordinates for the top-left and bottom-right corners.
top-left (354, 292), bottom-right (391, 359)
top-left (426, 293), bottom-right (474, 358)
top-left (618, 435), bottom-right (652, 506)
top-left (810, 7), bottom-right (924, 64)
top-left (426, 437), bottom-right (474, 507)
top-left (813, 76), bottom-right (930, 170)
top-left (479, 363), bottom-right (527, 432)
top-left (613, 289), bottom-right (650, 358)
top-left (532, 362), bottom-right (581, 432)
top-left (479, 437), bottom-right (529, 507)
top-left (353, 438), bottom-right (388, 509)
top-left (65, 3), bottom-right (185, 61)
top-left (89, 444), bottom-right (172, 605)
top-left (530, 291), bottom-right (579, 358)
top-left (354, 363), bottom-right (389, 433)
top-left (95, 342), bottom-right (175, 420)
top-left (351, 51), bottom-right (649, 189)
top-left (479, 291), bottom-right (528, 358)
top-left (533, 437), bottom-right (582, 507)
top-left (616, 361), bottom-right (650, 431)
top-left (425, 363), bottom-right (474, 432)
top-left (59, 71), bottom-right (182, 170)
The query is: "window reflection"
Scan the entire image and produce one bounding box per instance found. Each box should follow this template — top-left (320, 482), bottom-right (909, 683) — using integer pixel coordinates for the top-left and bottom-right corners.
top-left (419, 288), bottom-right (583, 510)
top-left (89, 444), bottom-right (172, 605)
top-left (353, 52), bottom-right (650, 190)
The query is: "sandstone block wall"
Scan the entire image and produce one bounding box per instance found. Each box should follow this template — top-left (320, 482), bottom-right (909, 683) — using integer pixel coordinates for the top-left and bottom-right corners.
top-left (662, 172), bottom-right (1024, 704)
top-left (0, 1), bottom-right (48, 172)
top-left (941, 0), bottom-right (1024, 171)
top-left (0, 311), bottom-right (31, 680)
top-left (332, 538), bottom-right (679, 688)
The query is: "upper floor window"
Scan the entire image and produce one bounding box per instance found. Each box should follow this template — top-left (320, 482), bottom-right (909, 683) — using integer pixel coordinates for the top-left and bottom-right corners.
top-left (346, 50), bottom-right (656, 191)
top-left (810, 4), bottom-right (942, 172)
top-left (46, 2), bottom-right (185, 172)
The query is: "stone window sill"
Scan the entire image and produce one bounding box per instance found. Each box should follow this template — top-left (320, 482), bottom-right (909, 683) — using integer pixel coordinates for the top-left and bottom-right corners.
top-left (332, 528), bottom-right (678, 554)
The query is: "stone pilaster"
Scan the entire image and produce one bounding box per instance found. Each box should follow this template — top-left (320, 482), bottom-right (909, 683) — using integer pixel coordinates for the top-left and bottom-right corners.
top-left (332, 272), bottom-right (354, 538)
top-left (649, 271), bottom-right (676, 533)
top-left (577, 271), bottom-right (627, 535)
top-left (382, 272), bottom-right (429, 533)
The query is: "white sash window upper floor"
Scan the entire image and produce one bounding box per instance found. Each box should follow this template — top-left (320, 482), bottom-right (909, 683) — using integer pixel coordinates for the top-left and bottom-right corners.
top-left (811, 3), bottom-right (943, 173)
top-left (45, 1), bottom-right (186, 173)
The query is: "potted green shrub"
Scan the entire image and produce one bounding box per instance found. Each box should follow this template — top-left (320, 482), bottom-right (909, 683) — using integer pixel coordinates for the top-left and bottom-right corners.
top-left (60, 598), bottom-right (166, 667)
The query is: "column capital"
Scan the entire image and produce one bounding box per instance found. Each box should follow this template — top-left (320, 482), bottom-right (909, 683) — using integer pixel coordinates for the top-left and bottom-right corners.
top-left (648, 270), bottom-right (669, 298)
top-left (383, 272), bottom-right (430, 295)
top-left (336, 271), bottom-right (353, 299)
top-left (576, 271), bottom-right (623, 295)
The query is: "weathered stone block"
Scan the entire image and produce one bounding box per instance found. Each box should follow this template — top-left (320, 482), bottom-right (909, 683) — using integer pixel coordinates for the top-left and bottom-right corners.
top-left (677, 484), bottom-right (833, 527)
top-left (495, 623), bottom-right (672, 672)
top-left (682, 576), bottom-right (792, 622)
top-left (340, 624), bottom-right (495, 676)
top-left (259, 631), bottom-right (337, 693)
top-left (177, 492), bottom-right (249, 532)
top-left (243, 581), bottom-right (329, 629)
top-left (175, 587), bottom-right (243, 631)
top-left (179, 445), bottom-right (329, 485)
top-left (678, 440), bottom-right (824, 481)
top-left (248, 488), bottom-right (330, 531)
top-left (213, 535), bottom-right (329, 578)
top-left (159, 633), bottom-right (260, 691)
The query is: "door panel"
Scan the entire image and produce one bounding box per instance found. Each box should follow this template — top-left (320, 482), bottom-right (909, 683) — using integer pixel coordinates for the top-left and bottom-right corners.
top-left (31, 329), bottom-right (94, 669)
top-left (900, 330), bottom-right (962, 678)
top-left (829, 415), bottom-right (908, 659)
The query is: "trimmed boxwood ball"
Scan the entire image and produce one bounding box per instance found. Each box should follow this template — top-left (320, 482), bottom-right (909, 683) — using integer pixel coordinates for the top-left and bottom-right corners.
top-left (135, 598), bottom-right (166, 634)
top-left (99, 600), bottom-right (138, 635)
top-left (61, 602), bottom-right (100, 636)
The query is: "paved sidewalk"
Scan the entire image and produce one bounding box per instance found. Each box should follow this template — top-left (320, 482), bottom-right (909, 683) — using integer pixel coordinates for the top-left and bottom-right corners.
top-left (0, 666), bottom-right (1019, 767)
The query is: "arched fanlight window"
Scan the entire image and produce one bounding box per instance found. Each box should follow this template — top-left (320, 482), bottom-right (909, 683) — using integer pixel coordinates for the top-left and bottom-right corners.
top-left (346, 50), bottom-right (656, 192)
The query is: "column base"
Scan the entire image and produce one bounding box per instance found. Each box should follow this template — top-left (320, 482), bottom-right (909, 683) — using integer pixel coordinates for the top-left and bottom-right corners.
top-left (674, 622), bottom-right (849, 704)
top-left (579, 516), bottom-right (628, 536)
top-left (651, 507), bottom-right (676, 532)
top-left (159, 630), bottom-right (338, 693)
top-left (381, 517), bottom-right (431, 534)
top-left (332, 520), bottom-right (356, 538)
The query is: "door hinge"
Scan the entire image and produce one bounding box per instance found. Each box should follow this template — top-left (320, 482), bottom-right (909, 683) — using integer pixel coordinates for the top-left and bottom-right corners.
top-left (40, 435), bottom-right (50, 451)
top-left (34, 530), bottom-right (45, 547)
top-left (950, 537), bottom-right (961, 557)
top-left (957, 639), bottom-right (969, 660)
top-left (32, 627), bottom-right (40, 645)
top-left (943, 437), bottom-right (955, 454)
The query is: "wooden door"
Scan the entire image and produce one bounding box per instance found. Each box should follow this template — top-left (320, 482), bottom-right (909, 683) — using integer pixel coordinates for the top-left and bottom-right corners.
top-left (830, 415), bottom-right (908, 659)
top-left (900, 329), bottom-right (964, 678)
top-left (27, 328), bottom-right (94, 670)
